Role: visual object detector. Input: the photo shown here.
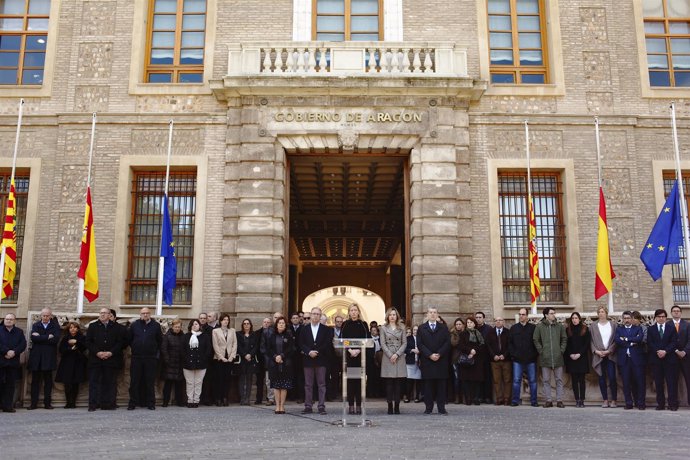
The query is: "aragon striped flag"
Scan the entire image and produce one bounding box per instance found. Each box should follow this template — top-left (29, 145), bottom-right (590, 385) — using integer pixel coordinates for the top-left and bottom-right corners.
top-left (595, 186), bottom-right (615, 299)
top-left (528, 196), bottom-right (540, 305)
top-left (77, 186), bottom-right (99, 301)
top-left (1, 179), bottom-right (17, 299)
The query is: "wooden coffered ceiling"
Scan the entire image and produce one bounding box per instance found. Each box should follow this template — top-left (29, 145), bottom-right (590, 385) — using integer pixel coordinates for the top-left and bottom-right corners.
top-left (289, 156), bottom-right (406, 268)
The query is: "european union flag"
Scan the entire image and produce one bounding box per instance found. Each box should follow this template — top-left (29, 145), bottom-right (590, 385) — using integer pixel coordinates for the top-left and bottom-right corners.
top-left (640, 179), bottom-right (684, 281)
top-left (160, 194), bottom-right (176, 305)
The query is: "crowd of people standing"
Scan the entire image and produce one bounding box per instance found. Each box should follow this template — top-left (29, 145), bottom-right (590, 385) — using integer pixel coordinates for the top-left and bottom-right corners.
top-left (1, 303), bottom-right (689, 415)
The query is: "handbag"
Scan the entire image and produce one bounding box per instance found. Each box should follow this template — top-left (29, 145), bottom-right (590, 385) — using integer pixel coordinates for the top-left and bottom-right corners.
top-left (457, 353), bottom-right (475, 367)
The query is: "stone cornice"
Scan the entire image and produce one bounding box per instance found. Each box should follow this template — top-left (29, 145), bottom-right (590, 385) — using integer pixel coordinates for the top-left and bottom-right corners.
top-left (210, 75), bottom-right (486, 102)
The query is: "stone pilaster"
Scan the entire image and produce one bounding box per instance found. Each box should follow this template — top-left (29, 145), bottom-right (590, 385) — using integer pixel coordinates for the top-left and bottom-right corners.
top-left (409, 104), bottom-right (472, 324)
top-left (223, 103), bottom-right (286, 325)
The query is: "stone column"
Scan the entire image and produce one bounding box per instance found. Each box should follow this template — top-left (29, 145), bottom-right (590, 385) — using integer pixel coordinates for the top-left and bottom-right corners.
top-left (223, 103), bottom-right (286, 326)
top-left (409, 105), bottom-right (472, 324)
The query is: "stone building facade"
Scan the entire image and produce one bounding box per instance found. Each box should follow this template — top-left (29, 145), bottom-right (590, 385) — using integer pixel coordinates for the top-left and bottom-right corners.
top-left (0, 0), bottom-right (688, 330)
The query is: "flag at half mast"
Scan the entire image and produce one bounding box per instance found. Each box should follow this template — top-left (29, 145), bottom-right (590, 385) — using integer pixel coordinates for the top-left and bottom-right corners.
top-left (595, 187), bottom-right (615, 299)
top-left (528, 195), bottom-right (540, 305)
top-left (640, 179), bottom-right (684, 281)
top-left (1, 178), bottom-right (17, 299)
top-left (78, 186), bottom-right (99, 301)
top-left (161, 194), bottom-right (176, 306)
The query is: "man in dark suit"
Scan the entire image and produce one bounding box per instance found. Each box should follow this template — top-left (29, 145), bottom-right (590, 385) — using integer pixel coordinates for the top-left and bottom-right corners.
top-left (417, 306), bottom-right (451, 415)
top-left (87, 308), bottom-right (125, 411)
top-left (289, 313), bottom-right (304, 403)
top-left (27, 308), bottom-right (60, 409)
top-left (299, 307), bottom-right (332, 415)
top-left (486, 316), bottom-right (511, 405)
top-left (615, 310), bottom-right (646, 410)
top-left (127, 307), bottom-right (162, 410)
top-left (0, 313), bottom-right (26, 413)
top-left (475, 311), bottom-right (494, 404)
top-left (671, 305), bottom-right (690, 406)
top-left (647, 308), bottom-right (679, 411)
top-left (327, 315), bottom-right (344, 401)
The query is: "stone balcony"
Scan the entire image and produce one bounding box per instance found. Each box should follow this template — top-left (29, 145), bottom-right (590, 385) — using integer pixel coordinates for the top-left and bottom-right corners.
top-left (211, 41), bottom-right (485, 100)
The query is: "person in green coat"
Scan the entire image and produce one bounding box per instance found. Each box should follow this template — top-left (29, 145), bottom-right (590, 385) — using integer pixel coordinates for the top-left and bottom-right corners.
top-left (533, 307), bottom-right (567, 408)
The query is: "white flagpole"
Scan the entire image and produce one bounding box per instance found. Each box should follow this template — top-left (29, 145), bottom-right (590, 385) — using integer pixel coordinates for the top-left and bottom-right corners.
top-left (595, 118), bottom-right (614, 314)
top-left (526, 121), bottom-right (537, 315)
top-left (77, 113), bottom-right (97, 314)
top-left (670, 103), bottom-right (690, 301)
top-left (0, 99), bottom-right (24, 307)
top-left (156, 120), bottom-right (174, 316)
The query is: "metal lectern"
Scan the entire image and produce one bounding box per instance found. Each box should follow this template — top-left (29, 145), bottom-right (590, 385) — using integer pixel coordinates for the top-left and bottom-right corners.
top-left (332, 338), bottom-right (374, 427)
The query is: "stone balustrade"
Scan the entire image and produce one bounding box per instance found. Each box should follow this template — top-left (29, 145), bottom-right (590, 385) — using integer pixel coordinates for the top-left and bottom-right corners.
top-left (227, 41), bottom-right (468, 77)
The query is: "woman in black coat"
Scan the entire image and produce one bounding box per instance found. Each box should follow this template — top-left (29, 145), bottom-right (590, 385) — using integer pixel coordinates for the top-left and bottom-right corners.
top-left (182, 319), bottom-right (213, 408)
top-left (236, 318), bottom-right (259, 405)
top-left (341, 303), bottom-right (370, 414)
top-left (266, 317), bottom-right (295, 414)
top-left (55, 322), bottom-right (87, 408)
top-left (160, 319), bottom-right (186, 407)
top-left (458, 316), bottom-right (486, 405)
top-left (565, 312), bottom-right (590, 407)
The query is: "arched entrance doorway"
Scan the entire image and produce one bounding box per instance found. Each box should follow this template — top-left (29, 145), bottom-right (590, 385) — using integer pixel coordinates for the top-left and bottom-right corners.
top-left (285, 152), bottom-right (410, 322)
top-left (301, 285), bottom-right (386, 325)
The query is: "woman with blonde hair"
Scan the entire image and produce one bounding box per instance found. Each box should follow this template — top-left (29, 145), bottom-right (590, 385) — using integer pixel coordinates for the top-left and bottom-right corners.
top-left (341, 303), bottom-right (370, 414)
top-left (380, 307), bottom-right (407, 414)
top-left (590, 306), bottom-right (618, 408)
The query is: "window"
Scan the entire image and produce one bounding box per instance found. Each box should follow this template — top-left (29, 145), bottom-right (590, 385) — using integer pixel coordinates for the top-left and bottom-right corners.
top-left (145, 0), bottom-right (206, 83)
top-left (498, 172), bottom-right (567, 303)
top-left (0, 172), bottom-right (28, 302)
top-left (0, 0), bottom-right (50, 85)
top-left (313, 0), bottom-right (382, 41)
top-left (127, 170), bottom-right (196, 304)
top-left (643, 0), bottom-right (690, 87)
top-left (663, 173), bottom-right (690, 302)
top-left (487, 0), bottom-right (548, 84)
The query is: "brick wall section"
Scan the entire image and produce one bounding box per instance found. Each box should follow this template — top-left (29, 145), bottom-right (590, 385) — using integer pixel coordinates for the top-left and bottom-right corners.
top-left (0, 1), bottom-right (688, 322)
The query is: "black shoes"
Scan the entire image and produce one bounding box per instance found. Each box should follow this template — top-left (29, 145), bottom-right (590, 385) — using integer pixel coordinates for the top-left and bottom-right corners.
top-left (556, 401), bottom-right (565, 408)
top-left (127, 405), bottom-right (136, 410)
top-left (544, 402), bottom-right (553, 408)
top-left (301, 407), bottom-right (313, 414)
top-left (387, 402), bottom-right (393, 414)
top-left (394, 403), bottom-right (400, 414)
top-left (318, 408), bottom-right (327, 415)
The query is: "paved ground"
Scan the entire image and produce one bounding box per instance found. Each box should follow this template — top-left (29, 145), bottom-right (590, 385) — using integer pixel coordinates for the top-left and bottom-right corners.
top-left (2, 400), bottom-right (689, 459)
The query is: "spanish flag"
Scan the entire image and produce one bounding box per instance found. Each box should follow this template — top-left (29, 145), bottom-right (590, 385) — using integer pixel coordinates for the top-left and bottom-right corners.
top-left (1, 179), bottom-right (17, 299)
top-left (78, 186), bottom-right (99, 301)
top-left (595, 187), bottom-right (615, 299)
top-left (528, 196), bottom-right (540, 304)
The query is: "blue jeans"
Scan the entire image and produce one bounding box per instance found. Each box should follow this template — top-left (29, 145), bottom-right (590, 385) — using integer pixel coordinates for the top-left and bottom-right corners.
top-left (512, 361), bottom-right (537, 405)
top-left (598, 357), bottom-right (617, 401)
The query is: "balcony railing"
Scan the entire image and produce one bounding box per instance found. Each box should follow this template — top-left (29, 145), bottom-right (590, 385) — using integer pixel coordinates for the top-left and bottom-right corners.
top-left (227, 41), bottom-right (468, 77)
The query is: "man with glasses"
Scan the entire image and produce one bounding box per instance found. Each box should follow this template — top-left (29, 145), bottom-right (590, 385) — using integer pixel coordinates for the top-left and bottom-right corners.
top-left (508, 308), bottom-right (538, 407)
top-left (0, 313), bottom-right (26, 413)
top-left (615, 311), bottom-right (646, 410)
top-left (533, 307), bottom-right (567, 408)
top-left (27, 307), bottom-right (60, 410)
top-left (127, 307), bottom-right (162, 410)
top-left (648, 308), bottom-right (679, 411)
top-left (299, 307), bottom-right (332, 415)
top-left (87, 308), bottom-right (125, 411)
top-left (475, 311), bottom-right (493, 404)
top-left (670, 305), bottom-right (690, 407)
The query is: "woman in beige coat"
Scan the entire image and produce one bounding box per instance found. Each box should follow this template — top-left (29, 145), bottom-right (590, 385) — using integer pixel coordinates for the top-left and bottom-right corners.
top-left (380, 307), bottom-right (407, 414)
top-left (590, 306), bottom-right (618, 408)
top-left (211, 314), bottom-right (237, 406)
